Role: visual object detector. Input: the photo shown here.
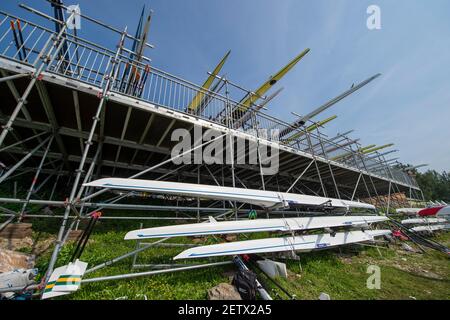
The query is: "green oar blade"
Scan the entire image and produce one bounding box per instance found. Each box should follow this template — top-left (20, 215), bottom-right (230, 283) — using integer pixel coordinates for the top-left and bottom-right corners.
top-left (188, 50), bottom-right (231, 112)
top-left (238, 48), bottom-right (310, 111)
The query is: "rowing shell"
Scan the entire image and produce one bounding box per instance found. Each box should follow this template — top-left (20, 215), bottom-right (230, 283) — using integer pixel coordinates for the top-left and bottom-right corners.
top-left (173, 230), bottom-right (391, 260)
top-left (401, 218), bottom-right (447, 225)
top-left (125, 216), bottom-right (388, 240)
top-left (411, 224), bottom-right (449, 233)
top-left (85, 179), bottom-right (375, 210)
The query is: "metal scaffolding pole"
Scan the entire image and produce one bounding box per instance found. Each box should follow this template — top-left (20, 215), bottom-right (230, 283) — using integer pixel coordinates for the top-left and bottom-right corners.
top-left (224, 79), bottom-right (238, 220)
top-left (18, 136), bottom-right (54, 219)
top-left (315, 127), bottom-right (341, 199)
top-left (347, 141), bottom-right (375, 201)
top-left (287, 160), bottom-right (314, 193)
top-left (352, 142), bottom-right (382, 205)
top-left (250, 111), bottom-right (266, 191)
top-left (380, 154), bottom-right (410, 207)
top-left (0, 131), bottom-right (48, 153)
top-left (304, 131), bottom-right (327, 197)
top-left (0, 216), bottom-right (16, 233)
top-left (351, 173), bottom-right (363, 201)
top-left (0, 72), bottom-right (31, 83)
top-left (59, 145), bottom-right (104, 246)
top-left (83, 261), bottom-right (233, 284)
top-left (0, 135), bottom-right (52, 184)
top-left (386, 181), bottom-right (392, 214)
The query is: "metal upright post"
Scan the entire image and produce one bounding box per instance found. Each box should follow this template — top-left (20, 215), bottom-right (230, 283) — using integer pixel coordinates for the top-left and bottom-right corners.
top-left (224, 80), bottom-right (237, 220)
top-left (379, 155), bottom-right (407, 209)
top-left (420, 189), bottom-right (426, 203)
top-left (59, 146), bottom-right (104, 245)
top-left (49, 165), bottom-right (64, 201)
top-left (315, 127), bottom-right (340, 199)
top-left (386, 182), bottom-right (392, 215)
top-left (132, 223), bottom-right (144, 268)
top-left (13, 182), bottom-right (17, 199)
top-left (75, 145), bottom-right (103, 203)
top-left (197, 165), bottom-right (201, 222)
top-left (357, 151), bottom-right (381, 203)
top-left (347, 140), bottom-right (373, 201)
top-left (251, 110), bottom-right (266, 191)
top-left (42, 28), bottom-right (128, 289)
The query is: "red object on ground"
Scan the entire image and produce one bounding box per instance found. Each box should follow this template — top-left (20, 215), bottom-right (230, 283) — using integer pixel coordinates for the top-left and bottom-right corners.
top-left (392, 230), bottom-right (409, 241)
top-left (418, 206), bottom-right (445, 217)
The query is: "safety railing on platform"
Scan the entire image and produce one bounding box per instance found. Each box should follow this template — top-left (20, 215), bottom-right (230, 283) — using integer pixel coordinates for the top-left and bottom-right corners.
top-left (0, 11), bottom-right (54, 66)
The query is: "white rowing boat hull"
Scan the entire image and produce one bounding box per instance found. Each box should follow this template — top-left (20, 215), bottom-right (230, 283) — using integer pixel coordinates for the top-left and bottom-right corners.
top-left (401, 218), bottom-right (447, 225)
top-left (125, 216), bottom-right (388, 240)
top-left (411, 224), bottom-right (449, 233)
top-left (173, 230), bottom-right (391, 260)
top-left (396, 208), bottom-right (421, 215)
top-left (437, 206), bottom-right (450, 217)
top-left (85, 178), bottom-right (375, 210)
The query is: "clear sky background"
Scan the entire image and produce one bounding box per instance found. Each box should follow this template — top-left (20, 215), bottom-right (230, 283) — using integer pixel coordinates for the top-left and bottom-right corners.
top-left (3, 0), bottom-right (450, 172)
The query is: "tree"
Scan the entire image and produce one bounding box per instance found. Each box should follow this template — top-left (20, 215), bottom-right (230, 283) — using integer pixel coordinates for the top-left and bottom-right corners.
top-left (415, 170), bottom-right (450, 202)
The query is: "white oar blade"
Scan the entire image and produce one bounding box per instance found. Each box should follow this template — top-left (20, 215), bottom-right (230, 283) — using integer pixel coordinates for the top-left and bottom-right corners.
top-left (41, 265), bottom-right (70, 300)
top-left (52, 260), bottom-right (88, 293)
top-left (42, 260), bottom-right (88, 299)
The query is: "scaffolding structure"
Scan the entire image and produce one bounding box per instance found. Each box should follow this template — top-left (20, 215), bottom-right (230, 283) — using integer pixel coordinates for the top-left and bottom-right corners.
top-left (0, 3), bottom-right (424, 290)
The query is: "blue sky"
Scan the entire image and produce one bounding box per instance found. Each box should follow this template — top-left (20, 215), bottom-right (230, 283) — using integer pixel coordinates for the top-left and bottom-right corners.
top-left (3, 0), bottom-right (450, 172)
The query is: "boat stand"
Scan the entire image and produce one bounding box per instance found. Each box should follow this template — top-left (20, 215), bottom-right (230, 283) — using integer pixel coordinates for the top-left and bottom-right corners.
top-left (80, 231), bottom-right (233, 286)
top-left (130, 223), bottom-right (200, 270)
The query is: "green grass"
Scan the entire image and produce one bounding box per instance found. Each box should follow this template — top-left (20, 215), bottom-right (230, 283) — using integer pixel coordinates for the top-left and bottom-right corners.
top-left (2, 213), bottom-right (449, 300)
top-left (277, 247), bottom-right (449, 300)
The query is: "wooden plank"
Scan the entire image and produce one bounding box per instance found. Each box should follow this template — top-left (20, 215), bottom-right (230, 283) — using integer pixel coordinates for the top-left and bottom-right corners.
top-left (0, 223), bottom-right (32, 239)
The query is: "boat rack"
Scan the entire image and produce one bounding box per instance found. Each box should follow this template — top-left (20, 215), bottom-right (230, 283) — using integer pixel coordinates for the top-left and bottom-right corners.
top-left (0, 2), bottom-right (424, 293)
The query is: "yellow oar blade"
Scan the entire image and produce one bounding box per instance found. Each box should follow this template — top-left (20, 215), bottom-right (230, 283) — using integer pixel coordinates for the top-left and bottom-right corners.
top-left (188, 50), bottom-right (231, 111)
top-left (239, 48), bottom-right (310, 111)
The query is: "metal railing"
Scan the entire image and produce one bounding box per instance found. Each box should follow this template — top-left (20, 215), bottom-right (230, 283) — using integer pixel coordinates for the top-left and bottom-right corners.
top-left (0, 10), bottom-right (418, 188)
